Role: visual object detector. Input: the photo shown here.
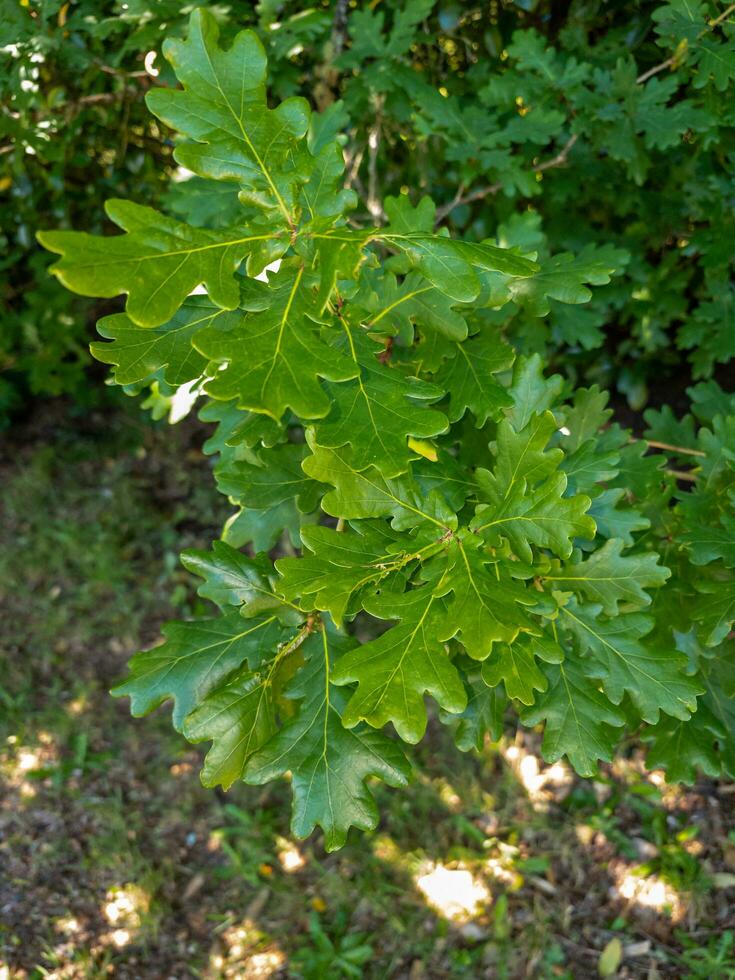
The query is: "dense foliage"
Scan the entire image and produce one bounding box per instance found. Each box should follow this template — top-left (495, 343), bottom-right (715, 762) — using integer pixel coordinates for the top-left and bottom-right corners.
top-left (6, 0), bottom-right (735, 415)
top-left (34, 2), bottom-right (735, 849)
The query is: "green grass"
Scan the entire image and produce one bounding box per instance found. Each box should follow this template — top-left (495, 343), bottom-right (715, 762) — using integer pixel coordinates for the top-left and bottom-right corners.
top-left (1, 405), bottom-right (732, 979)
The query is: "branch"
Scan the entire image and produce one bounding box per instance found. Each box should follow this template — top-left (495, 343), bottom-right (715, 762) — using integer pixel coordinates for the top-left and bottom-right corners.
top-left (636, 2), bottom-right (735, 83)
top-left (366, 96), bottom-right (386, 223)
top-left (644, 438), bottom-right (705, 457)
top-left (434, 133), bottom-right (578, 223)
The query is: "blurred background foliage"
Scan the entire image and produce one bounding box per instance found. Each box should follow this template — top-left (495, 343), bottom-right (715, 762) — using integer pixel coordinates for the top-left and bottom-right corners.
top-left (2, 0), bottom-right (734, 423)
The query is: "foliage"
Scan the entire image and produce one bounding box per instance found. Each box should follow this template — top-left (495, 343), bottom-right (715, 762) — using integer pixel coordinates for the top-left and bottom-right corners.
top-left (7, 0), bottom-right (735, 416)
top-left (38, 6), bottom-right (735, 851)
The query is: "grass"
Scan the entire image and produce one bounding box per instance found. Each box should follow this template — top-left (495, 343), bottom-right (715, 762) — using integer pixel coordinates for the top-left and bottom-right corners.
top-left (1, 403), bottom-right (734, 979)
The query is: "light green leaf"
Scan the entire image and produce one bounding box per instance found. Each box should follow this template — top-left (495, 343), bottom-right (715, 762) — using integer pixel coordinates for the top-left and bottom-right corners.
top-left (92, 299), bottom-right (225, 385)
top-left (147, 8), bottom-right (310, 222)
top-left (196, 263), bottom-right (358, 420)
top-left (39, 201), bottom-right (283, 327)
top-left (545, 539), bottom-right (670, 614)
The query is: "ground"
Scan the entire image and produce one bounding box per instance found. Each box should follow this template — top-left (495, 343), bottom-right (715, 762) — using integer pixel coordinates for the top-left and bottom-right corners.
top-left (1, 401), bottom-right (734, 980)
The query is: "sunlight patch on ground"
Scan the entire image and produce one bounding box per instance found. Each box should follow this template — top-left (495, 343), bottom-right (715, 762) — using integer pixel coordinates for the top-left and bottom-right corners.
top-left (54, 915), bottom-right (81, 936)
top-left (2, 735), bottom-right (59, 799)
top-left (100, 883), bottom-right (149, 948)
top-left (503, 743), bottom-right (573, 807)
top-left (485, 841), bottom-right (524, 891)
top-left (609, 865), bottom-right (687, 921)
top-left (276, 838), bottom-right (306, 873)
top-left (209, 915), bottom-right (287, 977)
top-left (415, 864), bottom-right (490, 922)
top-left (65, 695), bottom-right (87, 717)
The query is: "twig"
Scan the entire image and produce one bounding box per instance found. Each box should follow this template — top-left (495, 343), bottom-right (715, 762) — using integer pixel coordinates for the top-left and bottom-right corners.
top-left (366, 95), bottom-right (385, 222)
top-left (644, 438), bottom-right (705, 457)
top-left (75, 89), bottom-right (136, 107)
top-left (277, 616), bottom-right (319, 661)
top-left (344, 144), bottom-right (365, 191)
top-left (708, 2), bottom-right (735, 31)
top-left (636, 57), bottom-right (675, 84)
top-left (434, 133), bottom-right (578, 223)
top-left (330, 0), bottom-right (349, 59)
top-left (636, 2), bottom-right (735, 83)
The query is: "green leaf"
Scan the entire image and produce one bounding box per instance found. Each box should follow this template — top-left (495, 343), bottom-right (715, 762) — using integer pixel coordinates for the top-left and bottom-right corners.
top-left (522, 658), bottom-right (625, 776)
top-left (112, 614), bottom-right (284, 730)
top-left (438, 535), bottom-right (538, 658)
top-left (215, 442), bottom-right (324, 515)
top-left (481, 633), bottom-right (563, 705)
top-left (183, 668), bottom-right (278, 790)
top-left (681, 514), bottom-right (735, 567)
top-left (544, 539), bottom-right (670, 614)
top-left (276, 522), bottom-right (409, 626)
top-left (147, 9), bottom-right (310, 222)
top-left (303, 434), bottom-right (454, 530)
top-left (433, 330), bottom-right (514, 426)
top-left (472, 414), bottom-right (595, 561)
top-left (196, 264), bottom-right (358, 420)
top-left (245, 629), bottom-right (411, 850)
top-left (363, 271), bottom-right (468, 342)
top-left (181, 540), bottom-right (298, 622)
top-left (692, 574), bottom-right (735, 646)
top-left (508, 244), bottom-right (628, 317)
top-left (561, 603), bottom-right (702, 722)
top-left (39, 201), bottom-right (283, 328)
top-left (379, 230), bottom-right (539, 303)
top-left (91, 300), bottom-right (223, 386)
top-left (316, 328), bottom-right (448, 477)
top-left (505, 354), bottom-right (563, 432)
top-left (331, 584), bottom-right (467, 742)
top-left (644, 704), bottom-right (724, 783)
top-left (446, 674), bottom-right (506, 752)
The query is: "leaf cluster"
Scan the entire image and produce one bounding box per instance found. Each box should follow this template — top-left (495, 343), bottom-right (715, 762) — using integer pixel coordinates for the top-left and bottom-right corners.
top-left (37, 8), bottom-right (735, 849)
